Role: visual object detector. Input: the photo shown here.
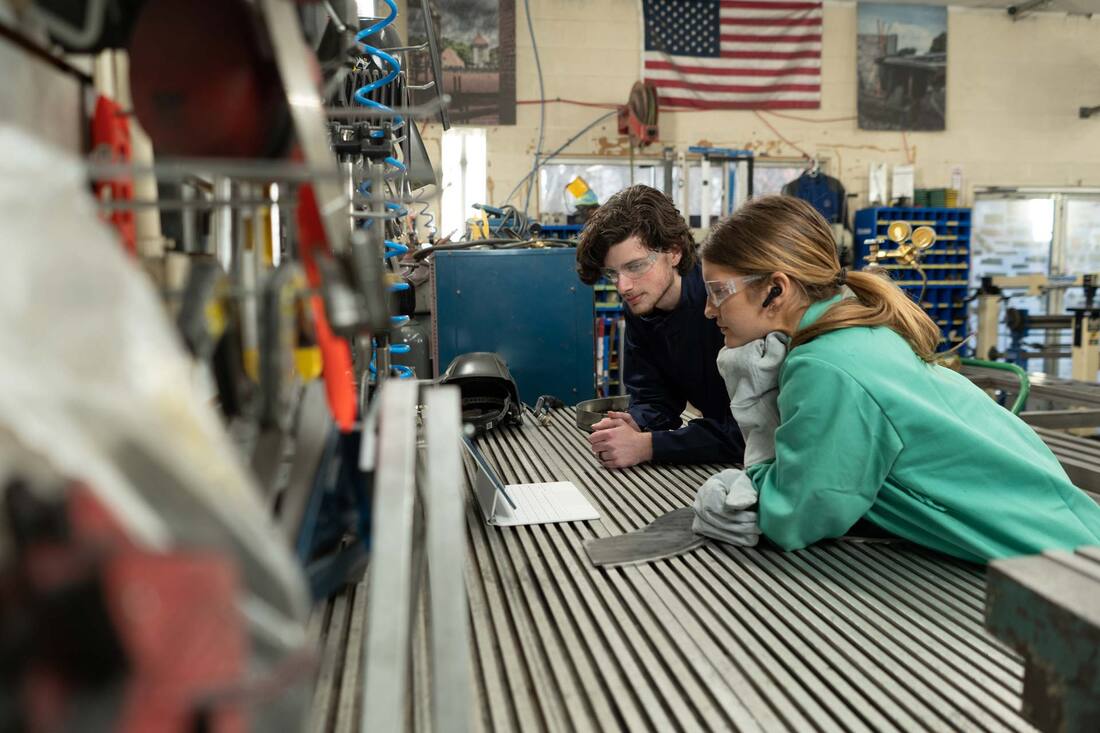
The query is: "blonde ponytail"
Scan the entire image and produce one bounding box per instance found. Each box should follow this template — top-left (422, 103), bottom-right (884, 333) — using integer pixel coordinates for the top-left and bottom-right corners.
top-left (702, 196), bottom-right (943, 361)
top-left (791, 269), bottom-right (942, 360)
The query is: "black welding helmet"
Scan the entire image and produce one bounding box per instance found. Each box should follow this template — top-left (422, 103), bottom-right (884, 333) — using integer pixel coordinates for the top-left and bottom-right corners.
top-left (440, 352), bottom-right (523, 434)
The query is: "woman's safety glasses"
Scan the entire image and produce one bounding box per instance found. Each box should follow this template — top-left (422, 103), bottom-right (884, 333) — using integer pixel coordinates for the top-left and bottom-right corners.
top-left (704, 274), bottom-right (762, 308)
top-left (600, 252), bottom-right (658, 283)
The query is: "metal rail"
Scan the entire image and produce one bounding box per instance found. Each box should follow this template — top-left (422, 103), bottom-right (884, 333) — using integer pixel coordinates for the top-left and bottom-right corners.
top-left (964, 367), bottom-right (1100, 410)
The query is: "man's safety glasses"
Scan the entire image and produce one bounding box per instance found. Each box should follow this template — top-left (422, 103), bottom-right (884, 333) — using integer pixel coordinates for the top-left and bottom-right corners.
top-left (704, 275), bottom-right (763, 308)
top-left (600, 252), bottom-right (658, 283)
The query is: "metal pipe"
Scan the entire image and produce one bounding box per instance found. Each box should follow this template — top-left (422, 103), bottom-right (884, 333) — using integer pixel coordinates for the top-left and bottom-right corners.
top-left (375, 340), bottom-right (391, 388)
top-left (351, 210), bottom-right (404, 220)
top-left (1020, 409), bottom-right (1100, 430)
top-left (98, 197), bottom-right (281, 210)
top-left (321, 0), bottom-right (350, 32)
top-left (85, 157), bottom-right (441, 188)
top-left (97, 195), bottom-right (432, 211)
top-left (180, 184), bottom-right (200, 253)
top-left (1019, 350), bottom-right (1071, 359)
top-left (1026, 315), bottom-right (1073, 329)
top-left (325, 95), bottom-right (450, 120)
top-left (1008, 0), bottom-right (1052, 19)
top-left (0, 18), bottom-right (94, 83)
top-left (85, 158), bottom-right (351, 183)
top-left (213, 178), bottom-right (235, 267)
top-left (384, 42), bottom-right (430, 53)
top-left (27, 0), bottom-right (108, 50)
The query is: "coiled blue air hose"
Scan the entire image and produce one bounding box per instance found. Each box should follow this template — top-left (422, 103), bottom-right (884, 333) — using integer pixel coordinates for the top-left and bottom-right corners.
top-left (353, 0), bottom-right (414, 364)
top-left (353, 0), bottom-right (404, 130)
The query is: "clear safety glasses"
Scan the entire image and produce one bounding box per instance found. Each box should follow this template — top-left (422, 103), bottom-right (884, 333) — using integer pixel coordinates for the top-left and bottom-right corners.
top-left (600, 252), bottom-right (658, 283)
top-left (704, 274), bottom-right (763, 308)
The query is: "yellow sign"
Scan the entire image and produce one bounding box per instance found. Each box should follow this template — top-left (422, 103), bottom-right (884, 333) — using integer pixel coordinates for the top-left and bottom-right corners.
top-left (566, 176), bottom-right (592, 199)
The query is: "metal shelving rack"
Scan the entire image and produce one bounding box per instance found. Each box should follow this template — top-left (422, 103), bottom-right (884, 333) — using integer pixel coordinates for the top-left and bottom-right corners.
top-left (854, 206), bottom-right (973, 352)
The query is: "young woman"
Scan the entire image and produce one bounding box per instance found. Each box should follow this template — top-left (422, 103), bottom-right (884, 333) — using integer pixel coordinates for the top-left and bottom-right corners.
top-left (695, 195), bottom-right (1100, 563)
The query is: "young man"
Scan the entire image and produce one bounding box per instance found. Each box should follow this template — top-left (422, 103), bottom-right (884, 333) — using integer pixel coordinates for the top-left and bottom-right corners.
top-left (575, 185), bottom-right (744, 469)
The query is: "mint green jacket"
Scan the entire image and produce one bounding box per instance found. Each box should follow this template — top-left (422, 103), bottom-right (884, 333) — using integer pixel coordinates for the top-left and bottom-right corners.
top-left (746, 297), bottom-right (1100, 563)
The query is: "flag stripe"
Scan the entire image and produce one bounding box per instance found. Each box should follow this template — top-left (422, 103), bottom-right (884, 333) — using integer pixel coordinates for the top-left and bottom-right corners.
top-left (720, 32), bottom-right (821, 42)
top-left (646, 68), bottom-right (820, 85)
top-left (720, 49), bottom-right (820, 59)
top-left (645, 58), bottom-right (821, 76)
top-left (720, 16), bottom-right (821, 26)
top-left (658, 96), bottom-right (822, 109)
top-left (720, 42), bottom-right (821, 53)
top-left (720, 0), bottom-right (820, 9)
top-left (650, 78), bottom-right (820, 94)
top-left (719, 8), bottom-right (822, 20)
top-left (658, 88), bottom-right (819, 101)
top-left (646, 51), bottom-right (822, 71)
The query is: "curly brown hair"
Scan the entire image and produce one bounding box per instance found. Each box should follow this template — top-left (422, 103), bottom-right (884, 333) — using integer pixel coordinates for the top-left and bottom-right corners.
top-left (575, 185), bottom-right (696, 285)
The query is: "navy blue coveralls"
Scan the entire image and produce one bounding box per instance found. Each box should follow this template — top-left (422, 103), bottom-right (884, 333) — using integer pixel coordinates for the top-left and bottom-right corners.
top-left (624, 265), bottom-right (745, 465)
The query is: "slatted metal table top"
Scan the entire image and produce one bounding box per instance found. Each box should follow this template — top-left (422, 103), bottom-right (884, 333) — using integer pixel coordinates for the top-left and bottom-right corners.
top-left (450, 408), bottom-right (1034, 732)
top-left (303, 405), bottom-right (1054, 731)
top-left (1033, 427), bottom-right (1100, 500)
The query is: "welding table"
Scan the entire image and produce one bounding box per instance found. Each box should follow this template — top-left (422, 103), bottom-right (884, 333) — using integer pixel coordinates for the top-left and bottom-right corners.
top-left (305, 406), bottom-right (1052, 732)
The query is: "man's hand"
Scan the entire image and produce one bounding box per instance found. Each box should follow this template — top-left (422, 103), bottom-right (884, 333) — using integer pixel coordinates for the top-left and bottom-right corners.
top-left (605, 410), bottom-right (641, 431)
top-left (587, 423), bottom-right (653, 468)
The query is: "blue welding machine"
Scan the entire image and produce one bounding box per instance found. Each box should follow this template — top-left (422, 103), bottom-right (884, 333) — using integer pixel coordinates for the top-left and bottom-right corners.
top-left (433, 248), bottom-right (595, 406)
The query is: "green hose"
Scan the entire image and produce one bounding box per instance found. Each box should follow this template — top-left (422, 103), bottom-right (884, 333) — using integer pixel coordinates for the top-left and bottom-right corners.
top-left (961, 357), bottom-right (1030, 415)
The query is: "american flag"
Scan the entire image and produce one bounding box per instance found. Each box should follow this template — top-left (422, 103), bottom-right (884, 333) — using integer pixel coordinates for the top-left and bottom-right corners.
top-left (642, 0), bottom-right (823, 110)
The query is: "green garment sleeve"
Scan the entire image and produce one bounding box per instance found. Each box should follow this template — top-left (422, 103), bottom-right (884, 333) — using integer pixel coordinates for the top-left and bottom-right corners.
top-left (746, 355), bottom-right (904, 551)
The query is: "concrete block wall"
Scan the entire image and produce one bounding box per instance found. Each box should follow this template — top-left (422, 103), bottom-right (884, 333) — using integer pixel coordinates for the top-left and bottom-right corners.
top-left (415, 0), bottom-right (1100, 221)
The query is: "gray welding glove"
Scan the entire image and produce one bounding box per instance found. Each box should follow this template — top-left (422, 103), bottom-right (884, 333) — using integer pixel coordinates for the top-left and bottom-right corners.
top-left (717, 331), bottom-right (790, 467)
top-left (692, 467), bottom-right (761, 547)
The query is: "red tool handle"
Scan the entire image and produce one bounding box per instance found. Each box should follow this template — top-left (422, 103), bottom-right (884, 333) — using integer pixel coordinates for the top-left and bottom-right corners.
top-left (297, 183), bottom-right (358, 432)
top-left (91, 95), bottom-right (137, 256)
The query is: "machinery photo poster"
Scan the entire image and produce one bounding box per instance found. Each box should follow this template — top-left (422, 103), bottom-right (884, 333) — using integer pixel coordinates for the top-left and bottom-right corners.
top-left (408, 0), bottom-right (517, 124)
top-left (857, 2), bottom-right (947, 131)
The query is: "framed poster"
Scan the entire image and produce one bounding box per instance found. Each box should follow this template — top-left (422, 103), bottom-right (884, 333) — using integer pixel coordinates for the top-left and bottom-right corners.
top-left (408, 0), bottom-right (516, 125)
top-left (857, 3), bottom-right (946, 131)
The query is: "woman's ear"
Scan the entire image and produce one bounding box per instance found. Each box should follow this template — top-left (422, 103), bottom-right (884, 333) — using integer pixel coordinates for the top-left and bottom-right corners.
top-left (763, 272), bottom-right (794, 311)
top-left (771, 272), bottom-right (793, 296)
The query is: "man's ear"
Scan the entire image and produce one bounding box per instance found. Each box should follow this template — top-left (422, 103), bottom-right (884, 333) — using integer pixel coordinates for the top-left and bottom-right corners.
top-left (669, 246), bottom-right (682, 268)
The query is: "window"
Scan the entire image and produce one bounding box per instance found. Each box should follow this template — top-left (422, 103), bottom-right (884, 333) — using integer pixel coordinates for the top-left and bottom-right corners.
top-left (673, 159), bottom-right (806, 225)
top-left (670, 165), bottom-right (723, 222)
top-left (969, 196), bottom-right (1054, 369)
top-left (753, 164), bottom-right (808, 197)
top-left (538, 162), bottom-right (659, 216)
top-left (1063, 198), bottom-right (1100, 276)
top-left (1058, 198), bottom-right (1100, 377)
top-left (440, 127), bottom-right (487, 238)
top-left (970, 193), bottom-right (1100, 378)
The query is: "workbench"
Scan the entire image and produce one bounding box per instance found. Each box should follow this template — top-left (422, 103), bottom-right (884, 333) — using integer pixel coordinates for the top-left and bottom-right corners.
top-left (986, 546), bottom-right (1100, 732)
top-left (307, 407), bottom-right (1043, 732)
